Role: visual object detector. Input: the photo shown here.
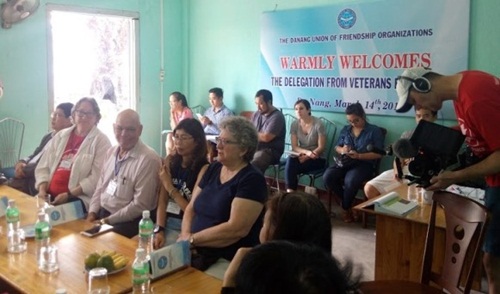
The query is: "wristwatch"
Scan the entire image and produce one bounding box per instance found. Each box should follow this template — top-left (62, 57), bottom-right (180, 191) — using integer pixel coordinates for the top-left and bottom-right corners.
top-left (154, 224), bottom-right (165, 234)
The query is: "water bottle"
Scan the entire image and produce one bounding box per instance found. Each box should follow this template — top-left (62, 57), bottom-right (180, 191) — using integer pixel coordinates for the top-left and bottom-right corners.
top-left (35, 211), bottom-right (51, 268)
top-left (6, 199), bottom-right (27, 253)
top-left (138, 210), bottom-right (154, 256)
top-left (132, 248), bottom-right (150, 294)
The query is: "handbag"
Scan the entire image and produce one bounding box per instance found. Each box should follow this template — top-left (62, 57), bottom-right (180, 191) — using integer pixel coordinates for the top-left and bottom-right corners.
top-left (333, 154), bottom-right (359, 168)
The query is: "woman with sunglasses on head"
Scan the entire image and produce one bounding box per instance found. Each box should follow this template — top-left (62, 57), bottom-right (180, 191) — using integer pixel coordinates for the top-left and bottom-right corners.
top-left (154, 118), bottom-right (209, 248)
top-left (285, 99), bottom-right (326, 192)
top-left (323, 102), bottom-right (384, 223)
top-left (165, 91), bottom-right (193, 155)
top-left (178, 116), bottom-right (267, 279)
top-left (35, 97), bottom-right (111, 212)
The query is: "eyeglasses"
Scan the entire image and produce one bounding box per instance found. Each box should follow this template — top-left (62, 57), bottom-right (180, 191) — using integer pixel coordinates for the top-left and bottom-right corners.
top-left (114, 126), bottom-right (137, 134)
top-left (75, 110), bottom-right (96, 118)
top-left (173, 135), bottom-right (193, 141)
top-left (216, 137), bottom-right (239, 146)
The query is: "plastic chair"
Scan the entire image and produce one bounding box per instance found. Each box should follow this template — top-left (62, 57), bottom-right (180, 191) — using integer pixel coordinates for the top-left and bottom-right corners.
top-left (267, 113), bottom-right (297, 192)
top-left (0, 117), bottom-right (25, 178)
top-left (296, 117), bottom-right (337, 187)
top-left (239, 111), bottom-right (254, 120)
top-left (420, 191), bottom-right (489, 294)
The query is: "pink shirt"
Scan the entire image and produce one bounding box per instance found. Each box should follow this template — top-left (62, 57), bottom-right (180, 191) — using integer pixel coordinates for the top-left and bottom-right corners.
top-left (172, 107), bottom-right (193, 125)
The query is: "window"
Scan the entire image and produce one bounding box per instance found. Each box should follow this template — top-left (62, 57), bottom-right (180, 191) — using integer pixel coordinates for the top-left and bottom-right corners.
top-left (47, 6), bottom-right (139, 144)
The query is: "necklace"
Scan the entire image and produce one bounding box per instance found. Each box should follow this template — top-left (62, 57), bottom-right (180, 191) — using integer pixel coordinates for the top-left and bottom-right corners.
top-left (300, 118), bottom-right (313, 135)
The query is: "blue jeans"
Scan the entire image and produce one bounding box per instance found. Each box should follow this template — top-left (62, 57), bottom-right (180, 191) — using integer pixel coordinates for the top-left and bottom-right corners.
top-left (483, 186), bottom-right (500, 256)
top-left (323, 161), bottom-right (374, 210)
top-left (284, 156), bottom-right (326, 190)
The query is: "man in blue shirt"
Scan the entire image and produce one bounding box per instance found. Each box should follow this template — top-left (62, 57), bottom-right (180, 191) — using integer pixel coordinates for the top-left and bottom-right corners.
top-left (199, 87), bottom-right (234, 135)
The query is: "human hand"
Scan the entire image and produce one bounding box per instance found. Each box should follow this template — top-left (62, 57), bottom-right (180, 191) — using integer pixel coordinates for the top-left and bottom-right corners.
top-left (14, 162), bottom-right (26, 178)
top-left (86, 212), bottom-right (98, 222)
top-left (52, 192), bottom-right (69, 205)
top-left (200, 116), bottom-right (210, 125)
top-left (298, 154), bottom-right (309, 163)
top-left (427, 170), bottom-right (457, 191)
top-left (153, 232), bottom-right (165, 249)
top-left (346, 150), bottom-right (359, 159)
top-left (340, 145), bottom-right (351, 154)
top-left (222, 247), bottom-right (252, 287)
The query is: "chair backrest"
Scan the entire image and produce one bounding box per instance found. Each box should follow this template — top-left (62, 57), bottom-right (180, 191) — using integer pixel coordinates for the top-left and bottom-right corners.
top-left (282, 113), bottom-right (297, 154)
top-left (421, 191), bottom-right (489, 294)
top-left (0, 117), bottom-right (25, 169)
top-left (320, 117), bottom-right (338, 168)
top-left (372, 127), bottom-right (387, 176)
top-left (239, 111), bottom-right (254, 120)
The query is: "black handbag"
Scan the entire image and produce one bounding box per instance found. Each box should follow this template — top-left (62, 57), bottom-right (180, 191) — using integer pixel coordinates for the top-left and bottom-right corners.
top-left (333, 154), bottom-right (359, 168)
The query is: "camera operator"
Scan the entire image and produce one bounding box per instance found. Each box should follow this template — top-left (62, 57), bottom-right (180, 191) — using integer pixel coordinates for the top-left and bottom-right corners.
top-left (364, 106), bottom-right (437, 199)
top-left (395, 67), bottom-right (500, 294)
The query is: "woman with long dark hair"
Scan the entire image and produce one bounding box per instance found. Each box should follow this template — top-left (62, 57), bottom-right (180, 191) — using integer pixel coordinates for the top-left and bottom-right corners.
top-left (154, 118), bottom-right (208, 248)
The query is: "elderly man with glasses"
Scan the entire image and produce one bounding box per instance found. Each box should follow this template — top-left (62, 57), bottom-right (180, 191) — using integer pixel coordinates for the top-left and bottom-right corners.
top-left (86, 109), bottom-right (161, 238)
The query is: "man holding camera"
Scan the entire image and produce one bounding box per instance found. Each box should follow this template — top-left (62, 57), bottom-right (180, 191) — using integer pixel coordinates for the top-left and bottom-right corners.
top-left (395, 67), bottom-right (500, 294)
top-left (364, 106), bottom-right (437, 199)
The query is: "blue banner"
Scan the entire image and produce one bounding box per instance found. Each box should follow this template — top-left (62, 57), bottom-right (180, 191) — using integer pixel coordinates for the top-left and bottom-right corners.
top-left (260, 0), bottom-right (470, 119)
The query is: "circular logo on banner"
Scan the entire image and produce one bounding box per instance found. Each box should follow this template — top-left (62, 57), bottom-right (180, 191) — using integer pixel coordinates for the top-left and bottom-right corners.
top-left (158, 256), bottom-right (168, 269)
top-left (337, 8), bottom-right (356, 29)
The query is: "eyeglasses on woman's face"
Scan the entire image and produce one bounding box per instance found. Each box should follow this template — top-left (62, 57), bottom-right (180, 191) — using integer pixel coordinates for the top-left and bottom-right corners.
top-left (75, 109), bottom-right (96, 118)
top-left (215, 136), bottom-right (239, 146)
top-left (173, 134), bottom-right (193, 142)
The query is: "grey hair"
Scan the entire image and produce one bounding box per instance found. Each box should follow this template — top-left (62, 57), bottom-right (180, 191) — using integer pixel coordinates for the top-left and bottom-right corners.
top-left (219, 116), bottom-right (258, 162)
top-left (72, 97), bottom-right (102, 123)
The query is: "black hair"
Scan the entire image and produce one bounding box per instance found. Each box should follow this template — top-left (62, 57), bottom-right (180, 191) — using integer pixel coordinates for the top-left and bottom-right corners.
top-left (209, 87), bottom-right (223, 98)
top-left (345, 102), bottom-right (366, 121)
top-left (235, 241), bottom-right (361, 294)
top-left (56, 102), bottom-right (74, 118)
top-left (255, 89), bottom-right (273, 104)
top-left (170, 118), bottom-right (208, 181)
top-left (294, 99), bottom-right (312, 116)
top-left (170, 91), bottom-right (189, 107)
top-left (266, 191), bottom-right (332, 252)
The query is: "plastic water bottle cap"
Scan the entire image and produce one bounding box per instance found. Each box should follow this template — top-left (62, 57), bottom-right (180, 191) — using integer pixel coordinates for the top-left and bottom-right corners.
top-left (55, 288), bottom-right (67, 294)
top-left (142, 210), bottom-right (150, 218)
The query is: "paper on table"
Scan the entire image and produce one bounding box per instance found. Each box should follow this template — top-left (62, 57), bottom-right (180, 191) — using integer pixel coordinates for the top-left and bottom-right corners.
top-left (374, 191), bottom-right (418, 216)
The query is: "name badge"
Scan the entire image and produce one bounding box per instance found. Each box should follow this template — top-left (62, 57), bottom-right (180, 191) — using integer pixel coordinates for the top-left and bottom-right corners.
top-left (59, 159), bottom-right (72, 169)
top-left (166, 201), bottom-right (181, 215)
top-left (106, 179), bottom-right (118, 196)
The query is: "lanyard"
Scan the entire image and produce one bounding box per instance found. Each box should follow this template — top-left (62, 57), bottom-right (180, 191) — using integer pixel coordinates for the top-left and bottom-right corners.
top-left (114, 149), bottom-right (129, 177)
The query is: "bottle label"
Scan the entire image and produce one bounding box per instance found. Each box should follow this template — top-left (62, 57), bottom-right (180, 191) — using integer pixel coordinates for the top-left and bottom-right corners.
top-left (35, 226), bottom-right (50, 240)
top-left (132, 264), bottom-right (150, 285)
top-left (6, 209), bottom-right (19, 223)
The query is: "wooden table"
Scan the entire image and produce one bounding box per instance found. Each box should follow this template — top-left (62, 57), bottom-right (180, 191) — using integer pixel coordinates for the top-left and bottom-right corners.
top-left (359, 280), bottom-right (444, 294)
top-left (354, 185), bottom-right (482, 289)
top-left (0, 185), bottom-right (221, 294)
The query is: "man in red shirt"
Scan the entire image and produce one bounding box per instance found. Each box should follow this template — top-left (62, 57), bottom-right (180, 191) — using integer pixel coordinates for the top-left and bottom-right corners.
top-left (395, 67), bottom-right (500, 294)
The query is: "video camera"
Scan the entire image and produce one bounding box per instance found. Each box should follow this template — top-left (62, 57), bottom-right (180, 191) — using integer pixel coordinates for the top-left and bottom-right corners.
top-left (393, 120), bottom-right (465, 187)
